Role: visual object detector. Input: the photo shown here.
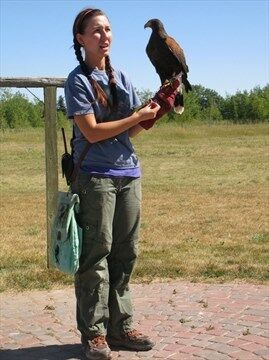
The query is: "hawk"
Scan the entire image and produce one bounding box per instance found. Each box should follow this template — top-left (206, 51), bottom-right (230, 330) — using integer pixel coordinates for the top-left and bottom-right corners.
top-left (144, 18), bottom-right (192, 114)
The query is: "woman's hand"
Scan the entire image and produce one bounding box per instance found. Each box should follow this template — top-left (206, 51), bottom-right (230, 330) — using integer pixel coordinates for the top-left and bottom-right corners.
top-left (136, 100), bottom-right (161, 122)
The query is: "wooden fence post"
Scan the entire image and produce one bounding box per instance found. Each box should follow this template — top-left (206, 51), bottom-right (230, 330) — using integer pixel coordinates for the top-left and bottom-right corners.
top-left (44, 86), bottom-right (58, 268)
top-left (0, 77), bottom-right (65, 268)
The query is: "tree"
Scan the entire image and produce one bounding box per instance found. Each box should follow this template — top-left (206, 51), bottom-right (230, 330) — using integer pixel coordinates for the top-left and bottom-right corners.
top-left (57, 95), bottom-right (66, 114)
top-left (192, 85), bottom-right (223, 110)
top-left (135, 88), bottom-right (153, 105)
top-left (201, 98), bottom-right (223, 122)
top-left (0, 91), bottom-right (31, 128)
top-left (248, 86), bottom-right (269, 122)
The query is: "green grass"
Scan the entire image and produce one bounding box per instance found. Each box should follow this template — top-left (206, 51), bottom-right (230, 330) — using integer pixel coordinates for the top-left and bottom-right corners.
top-left (0, 122), bottom-right (268, 291)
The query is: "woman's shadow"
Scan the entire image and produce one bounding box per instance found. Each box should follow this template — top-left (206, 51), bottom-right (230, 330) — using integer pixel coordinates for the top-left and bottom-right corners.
top-left (1, 343), bottom-right (128, 359)
top-left (1, 344), bottom-right (84, 360)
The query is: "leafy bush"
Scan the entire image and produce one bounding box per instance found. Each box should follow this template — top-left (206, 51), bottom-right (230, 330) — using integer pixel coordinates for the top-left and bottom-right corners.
top-left (0, 89), bottom-right (70, 130)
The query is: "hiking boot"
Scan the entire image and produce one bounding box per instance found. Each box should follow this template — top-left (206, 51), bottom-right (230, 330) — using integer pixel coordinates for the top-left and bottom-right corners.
top-left (81, 335), bottom-right (112, 360)
top-left (107, 329), bottom-right (155, 351)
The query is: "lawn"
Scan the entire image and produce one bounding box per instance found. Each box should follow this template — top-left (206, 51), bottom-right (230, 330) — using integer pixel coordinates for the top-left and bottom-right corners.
top-left (0, 122), bottom-right (268, 291)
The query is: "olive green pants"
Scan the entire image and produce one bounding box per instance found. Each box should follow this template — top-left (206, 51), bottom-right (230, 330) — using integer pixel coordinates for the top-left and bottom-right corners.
top-left (72, 173), bottom-right (141, 340)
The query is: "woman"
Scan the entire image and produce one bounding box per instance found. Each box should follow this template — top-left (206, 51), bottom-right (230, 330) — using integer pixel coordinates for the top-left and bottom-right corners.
top-left (64, 8), bottom-right (160, 360)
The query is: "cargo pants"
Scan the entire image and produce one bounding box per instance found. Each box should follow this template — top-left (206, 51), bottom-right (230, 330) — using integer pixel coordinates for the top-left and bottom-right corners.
top-left (72, 172), bottom-right (141, 340)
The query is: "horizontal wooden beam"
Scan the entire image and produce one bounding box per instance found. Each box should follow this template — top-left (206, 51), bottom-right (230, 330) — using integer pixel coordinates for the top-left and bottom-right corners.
top-left (0, 77), bottom-right (66, 88)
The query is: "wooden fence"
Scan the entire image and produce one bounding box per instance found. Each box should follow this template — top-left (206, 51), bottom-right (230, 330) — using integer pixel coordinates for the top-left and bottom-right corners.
top-left (0, 77), bottom-right (66, 268)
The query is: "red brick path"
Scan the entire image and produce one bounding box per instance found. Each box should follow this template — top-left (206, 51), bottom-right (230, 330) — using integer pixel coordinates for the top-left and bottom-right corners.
top-left (1, 281), bottom-right (268, 359)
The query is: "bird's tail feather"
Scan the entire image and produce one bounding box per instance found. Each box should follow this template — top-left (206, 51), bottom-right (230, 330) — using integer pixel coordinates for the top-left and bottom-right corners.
top-left (182, 74), bottom-right (192, 92)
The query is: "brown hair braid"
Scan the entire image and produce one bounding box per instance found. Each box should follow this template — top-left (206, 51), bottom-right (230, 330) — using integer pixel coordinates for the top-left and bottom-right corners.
top-left (73, 8), bottom-right (118, 110)
top-left (105, 56), bottom-right (118, 110)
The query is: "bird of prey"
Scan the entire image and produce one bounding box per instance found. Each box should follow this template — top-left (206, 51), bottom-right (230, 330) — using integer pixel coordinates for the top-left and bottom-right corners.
top-left (144, 18), bottom-right (192, 114)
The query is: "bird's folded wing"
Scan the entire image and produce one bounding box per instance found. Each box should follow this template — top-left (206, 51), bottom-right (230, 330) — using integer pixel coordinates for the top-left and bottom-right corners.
top-left (165, 36), bottom-right (189, 73)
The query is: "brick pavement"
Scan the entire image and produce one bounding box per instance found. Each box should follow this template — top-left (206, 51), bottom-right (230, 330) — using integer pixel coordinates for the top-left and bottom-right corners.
top-left (0, 281), bottom-right (268, 359)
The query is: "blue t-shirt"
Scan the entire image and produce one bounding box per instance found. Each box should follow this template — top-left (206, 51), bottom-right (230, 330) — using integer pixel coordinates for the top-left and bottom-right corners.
top-left (64, 65), bottom-right (141, 177)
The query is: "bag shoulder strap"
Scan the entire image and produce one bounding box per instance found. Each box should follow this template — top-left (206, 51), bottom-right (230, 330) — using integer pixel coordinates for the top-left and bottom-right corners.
top-left (70, 141), bottom-right (91, 183)
top-left (69, 110), bottom-right (103, 183)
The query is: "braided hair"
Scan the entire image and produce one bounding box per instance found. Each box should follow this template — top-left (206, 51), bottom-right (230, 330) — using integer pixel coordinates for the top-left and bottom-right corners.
top-left (73, 8), bottom-right (118, 110)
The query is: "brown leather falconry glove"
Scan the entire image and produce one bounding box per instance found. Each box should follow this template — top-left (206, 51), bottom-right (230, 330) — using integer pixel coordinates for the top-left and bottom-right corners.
top-left (139, 77), bottom-right (181, 130)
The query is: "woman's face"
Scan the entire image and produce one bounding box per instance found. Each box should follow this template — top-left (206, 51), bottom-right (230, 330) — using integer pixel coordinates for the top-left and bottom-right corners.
top-left (76, 14), bottom-right (112, 65)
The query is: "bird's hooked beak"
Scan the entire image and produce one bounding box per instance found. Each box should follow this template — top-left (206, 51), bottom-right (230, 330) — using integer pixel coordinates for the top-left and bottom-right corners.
top-left (144, 20), bottom-right (151, 29)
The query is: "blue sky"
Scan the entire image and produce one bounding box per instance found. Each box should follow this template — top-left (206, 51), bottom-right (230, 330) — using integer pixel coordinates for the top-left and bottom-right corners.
top-left (1, 0), bottom-right (268, 99)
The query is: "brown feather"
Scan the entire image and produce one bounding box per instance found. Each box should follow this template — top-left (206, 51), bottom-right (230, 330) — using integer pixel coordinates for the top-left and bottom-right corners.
top-left (165, 36), bottom-right (189, 74)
